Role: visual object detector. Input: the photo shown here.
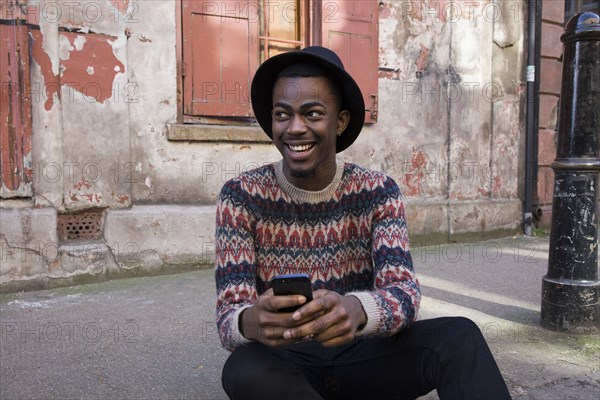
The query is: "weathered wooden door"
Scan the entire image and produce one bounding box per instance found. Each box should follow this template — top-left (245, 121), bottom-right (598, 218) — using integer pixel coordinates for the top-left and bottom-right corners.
top-left (1, 0), bottom-right (33, 197)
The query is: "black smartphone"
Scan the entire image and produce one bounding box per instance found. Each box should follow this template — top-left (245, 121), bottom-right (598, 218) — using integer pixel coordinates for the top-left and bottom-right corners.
top-left (270, 273), bottom-right (313, 312)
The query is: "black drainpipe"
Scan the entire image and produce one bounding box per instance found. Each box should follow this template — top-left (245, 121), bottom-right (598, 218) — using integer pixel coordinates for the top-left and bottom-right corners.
top-left (524, 0), bottom-right (542, 236)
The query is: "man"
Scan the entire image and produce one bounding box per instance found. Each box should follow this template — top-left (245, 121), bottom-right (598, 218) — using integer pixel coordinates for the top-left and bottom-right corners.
top-left (215, 46), bottom-right (511, 400)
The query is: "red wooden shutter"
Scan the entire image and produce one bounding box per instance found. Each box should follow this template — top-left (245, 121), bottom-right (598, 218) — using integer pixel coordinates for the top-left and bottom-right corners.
top-left (1, 1), bottom-right (33, 197)
top-left (182, 0), bottom-right (259, 117)
top-left (322, 0), bottom-right (379, 123)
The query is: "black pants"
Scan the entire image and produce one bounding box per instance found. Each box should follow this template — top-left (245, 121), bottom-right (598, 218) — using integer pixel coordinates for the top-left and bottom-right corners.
top-left (222, 317), bottom-right (511, 400)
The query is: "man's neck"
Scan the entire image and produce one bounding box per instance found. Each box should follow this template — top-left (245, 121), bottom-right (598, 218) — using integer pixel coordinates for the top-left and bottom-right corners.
top-left (283, 159), bottom-right (338, 191)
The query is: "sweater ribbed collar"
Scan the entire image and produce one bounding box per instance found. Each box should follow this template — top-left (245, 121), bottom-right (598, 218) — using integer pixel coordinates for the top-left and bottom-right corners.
top-left (274, 160), bottom-right (344, 204)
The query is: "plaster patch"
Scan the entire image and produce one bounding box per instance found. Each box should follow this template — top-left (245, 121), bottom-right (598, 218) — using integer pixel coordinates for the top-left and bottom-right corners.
top-left (73, 35), bottom-right (86, 51)
top-left (30, 30), bottom-right (60, 111)
top-left (111, 0), bottom-right (130, 15)
top-left (38, 11), bottom-right (59, 75)
top-left (87, 66), bottom-right (95, 75)
top-left (58, 35), bottom-right (74, 60)
top-left (109, 34), bottom-right (127, 59)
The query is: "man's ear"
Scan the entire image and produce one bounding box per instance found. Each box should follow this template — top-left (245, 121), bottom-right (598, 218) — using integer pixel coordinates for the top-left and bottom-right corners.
top-left (337, 109), bottom-right (351, 136)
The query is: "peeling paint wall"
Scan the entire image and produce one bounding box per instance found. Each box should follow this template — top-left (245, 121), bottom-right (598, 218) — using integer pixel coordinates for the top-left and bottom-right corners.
top-left (124, 1), bottom-right (525, 224)
top-left (25, 0), bottom-right (131, 211)
top-left (1, 0), bottom-right (527, 291)
top-left (344, 0), bottom-right (525, 239)
top-left (24, 0), bottom-right (526, 220)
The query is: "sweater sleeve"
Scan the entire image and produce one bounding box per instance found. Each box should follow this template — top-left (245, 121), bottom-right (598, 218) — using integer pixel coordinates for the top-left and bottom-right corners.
top-left (348, 177), bottom-right (421, 337)
top-left (214, 179), bottom-right (258, 351)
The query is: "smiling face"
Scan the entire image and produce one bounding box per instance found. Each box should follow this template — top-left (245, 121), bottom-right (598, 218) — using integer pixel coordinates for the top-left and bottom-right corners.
top-left (271, 75), bottom-right (350, 191)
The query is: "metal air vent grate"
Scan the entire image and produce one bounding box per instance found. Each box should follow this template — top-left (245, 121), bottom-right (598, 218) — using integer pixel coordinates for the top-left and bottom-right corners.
top-left (58, 210), bottom-right (104, 241)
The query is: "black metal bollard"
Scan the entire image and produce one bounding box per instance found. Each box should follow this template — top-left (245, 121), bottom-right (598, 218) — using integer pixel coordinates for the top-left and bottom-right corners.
top-left (541, 12), bottom-right (600, 334)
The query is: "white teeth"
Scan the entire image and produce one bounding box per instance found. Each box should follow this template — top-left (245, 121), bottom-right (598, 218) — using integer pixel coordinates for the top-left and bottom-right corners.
top-left (288, 144), bottom-right (313, 152)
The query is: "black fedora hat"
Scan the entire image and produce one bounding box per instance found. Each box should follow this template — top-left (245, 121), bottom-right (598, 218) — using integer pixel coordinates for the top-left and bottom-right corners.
top-left (250, 46), bottom-right (365, 153)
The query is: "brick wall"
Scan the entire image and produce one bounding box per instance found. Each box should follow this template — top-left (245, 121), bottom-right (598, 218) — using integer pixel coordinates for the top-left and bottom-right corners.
top-left (536, 1), bottom-right (565, 228)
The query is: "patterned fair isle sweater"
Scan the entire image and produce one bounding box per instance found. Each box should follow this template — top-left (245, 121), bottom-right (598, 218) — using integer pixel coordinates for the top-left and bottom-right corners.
top-left (215, 160), bottom-right (421, 351)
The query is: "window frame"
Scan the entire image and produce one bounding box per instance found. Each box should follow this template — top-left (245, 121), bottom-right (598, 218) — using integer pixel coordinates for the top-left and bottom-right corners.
top-left (171, 0), bottom-right (378, 142)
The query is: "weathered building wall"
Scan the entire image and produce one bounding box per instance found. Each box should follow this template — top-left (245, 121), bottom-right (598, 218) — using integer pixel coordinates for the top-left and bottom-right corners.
top-left (1, 0), bottom-right (527, 292)
top-left (127, 2), bottom-right (279, 206)
top-left (26, 0), bottom-right (132, 210)
top-left (344, 1), bottom-right (525, 242)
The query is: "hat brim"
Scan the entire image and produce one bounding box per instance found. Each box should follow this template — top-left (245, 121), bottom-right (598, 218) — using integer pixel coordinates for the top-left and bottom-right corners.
top-left (251, 49), bottom-right (365, 153)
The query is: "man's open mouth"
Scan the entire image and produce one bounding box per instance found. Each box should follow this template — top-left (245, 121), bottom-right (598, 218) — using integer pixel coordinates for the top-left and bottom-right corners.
top-left (287, 143), bottom-right (315, 153)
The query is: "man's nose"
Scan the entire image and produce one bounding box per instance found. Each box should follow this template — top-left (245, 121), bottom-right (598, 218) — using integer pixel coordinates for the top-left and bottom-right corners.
top-left (287, 114), bottom-right (307, 135)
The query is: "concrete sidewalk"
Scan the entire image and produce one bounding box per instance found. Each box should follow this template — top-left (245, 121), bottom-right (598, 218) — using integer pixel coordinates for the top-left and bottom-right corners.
top-left (1, 236), bottom-right (598, 399)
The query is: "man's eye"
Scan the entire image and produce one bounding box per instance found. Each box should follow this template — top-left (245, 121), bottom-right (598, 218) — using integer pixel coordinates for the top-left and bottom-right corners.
top-left (273, 110), bottom-right (289, 119)
top-left (307, 110), bottom-right (323, 118)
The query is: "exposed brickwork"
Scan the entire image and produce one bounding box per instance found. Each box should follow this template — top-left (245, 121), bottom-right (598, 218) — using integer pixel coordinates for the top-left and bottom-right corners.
top-left (536, 166), bottom-right (555, 227)
top-left (540, 24), bottom-right (566, 59)
top-left (537, 1), bottom-right (565, 228)
top-left (538, 129), bottom-right (558, 166)
top-left (540, 58), bottom-right (564, 94)
top-left (542, 0), bottom-right (566, 23)
top-left (539, 94), bottom-right (559, 131)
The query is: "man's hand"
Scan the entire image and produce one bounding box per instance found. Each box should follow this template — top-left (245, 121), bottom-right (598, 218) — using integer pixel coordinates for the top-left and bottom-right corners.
top-left (282, 290), bottom-right (367, 347)
top-left (240, 288), bottom-right (309, 347)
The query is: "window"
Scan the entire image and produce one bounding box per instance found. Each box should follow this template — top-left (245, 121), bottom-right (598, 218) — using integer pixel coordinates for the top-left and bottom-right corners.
top-left (565, 0), bottom-right (600, 22)
top-left (179, 0), bottom-right (378, 128)
top-left (259, 0), bottom-right (307, 62)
